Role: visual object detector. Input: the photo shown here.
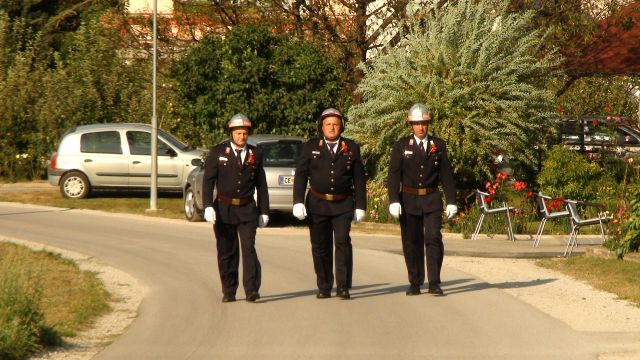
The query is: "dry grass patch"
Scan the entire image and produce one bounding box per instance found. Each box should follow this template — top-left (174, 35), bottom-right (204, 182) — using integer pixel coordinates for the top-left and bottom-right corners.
top-left (0, 242), bottom-right (110, 358)
top-left (537, 256), bottom-right (640, 307)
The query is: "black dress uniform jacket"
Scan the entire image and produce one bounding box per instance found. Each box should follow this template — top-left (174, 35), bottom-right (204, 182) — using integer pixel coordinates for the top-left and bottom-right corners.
top-left (202, 141), bottom-right (269, 224)
top-left (294, 137), bottom-right (366, 214)
top-left (387, 135), bottom-right (456, 212)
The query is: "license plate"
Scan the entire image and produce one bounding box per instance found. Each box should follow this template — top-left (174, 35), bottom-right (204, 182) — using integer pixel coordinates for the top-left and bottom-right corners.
top-left (278, 175), bottom-right (294, 186)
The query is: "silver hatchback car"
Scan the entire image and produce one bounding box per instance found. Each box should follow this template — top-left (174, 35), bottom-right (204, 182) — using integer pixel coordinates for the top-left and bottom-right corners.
top-left (183, 134), bottom-right (305, 221)
top-left (48, 123), bottom-right (205, 198)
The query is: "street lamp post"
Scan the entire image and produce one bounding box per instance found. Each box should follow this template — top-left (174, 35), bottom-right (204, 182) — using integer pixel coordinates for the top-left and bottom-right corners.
top-left (150, 0), bottom-right (159, 210)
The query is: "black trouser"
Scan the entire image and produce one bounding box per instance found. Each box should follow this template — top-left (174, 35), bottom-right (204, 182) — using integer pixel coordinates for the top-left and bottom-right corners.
top-left (399, 210), bottom-right (443, 286)
top-left (308, 211), bottom-right (353, 292)
top-left (213, 219), bottom-right (261, 296)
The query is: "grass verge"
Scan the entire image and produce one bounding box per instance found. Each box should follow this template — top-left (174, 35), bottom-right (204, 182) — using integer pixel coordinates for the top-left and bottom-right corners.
top-left (0, 188), bottom-right (185, 219)
top-left (537, 256), bottom-right (640, 307)
top-left (0, 242), bottom-right (110, 359)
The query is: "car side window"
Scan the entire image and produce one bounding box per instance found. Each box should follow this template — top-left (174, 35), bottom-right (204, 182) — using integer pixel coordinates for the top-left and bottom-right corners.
top-left (126, 131), bottom-right (172, 156)
top-left (80, 131), bottom-right (122, 154)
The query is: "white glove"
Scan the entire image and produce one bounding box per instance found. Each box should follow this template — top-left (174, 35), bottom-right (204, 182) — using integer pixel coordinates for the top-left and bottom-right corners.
top-left (293, 203), bottom-right (307, 220)
top-left (258, 214), bottom-right (269, 228)
top-left (389, 202), bottom-right (402, 219)
top-left (204, 207), bottom-right (216, 223)
top-left (353, 209), bottom-right (366, 223)
top-left (445, 204), bottom-right (458, 219)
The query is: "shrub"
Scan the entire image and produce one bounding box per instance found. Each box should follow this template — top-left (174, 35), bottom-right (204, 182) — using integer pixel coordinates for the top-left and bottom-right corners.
top-left (537, 146), bottom-right (616, 202)
top-left (347, 0), bottom-right (561, 185)
top-left (366, 180), bottom-right (393, 223)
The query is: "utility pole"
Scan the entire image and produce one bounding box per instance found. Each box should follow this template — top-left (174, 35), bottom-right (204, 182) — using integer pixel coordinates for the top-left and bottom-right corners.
top-left (150, 0), bottom-right (159, 210)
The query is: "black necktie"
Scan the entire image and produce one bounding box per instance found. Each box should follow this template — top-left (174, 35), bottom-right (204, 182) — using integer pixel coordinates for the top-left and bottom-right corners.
top-left (419, 141), bottom-right (425, 154)
top-left (328, 142), bottom-right (336, 156)
top-left (236, 149), bottom-right (243, 167)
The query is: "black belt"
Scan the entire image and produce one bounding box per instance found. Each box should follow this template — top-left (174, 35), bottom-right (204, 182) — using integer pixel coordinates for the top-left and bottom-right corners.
top-left (402, 185), bottom-right (437, 196)
top-left (217, 194), bottom-right (252, 206)
top-left (309, 187), bottom-right (348, 201)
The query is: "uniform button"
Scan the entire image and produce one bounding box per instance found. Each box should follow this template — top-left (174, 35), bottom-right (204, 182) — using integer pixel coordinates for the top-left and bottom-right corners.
top-left (419, 174), bottom-right (423, 177)
top-left (331, 171), bottom-right (334, 174)
top-left (421, 165), bottom-right (424, 169)
top-left (330, 187), bottom-right (334, 191)
top-left (331, 179), bottom-right (334, 182)
top-left (331, 163), bottom-right (334, 166)
top-left (237, 190), bottom-right (240, 193)
top-left (419, 183), bottom-right (422, 186)
top-left (238, 181), bottom-right (241, 184)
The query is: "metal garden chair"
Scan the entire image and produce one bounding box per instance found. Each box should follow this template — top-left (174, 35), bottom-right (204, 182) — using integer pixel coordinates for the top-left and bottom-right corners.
top-left (471, 189), bottom-right (515, 241)
top-left (563, 199), bottom-right (612, 257)
top-left (532, 192), bottom-right (570, 247)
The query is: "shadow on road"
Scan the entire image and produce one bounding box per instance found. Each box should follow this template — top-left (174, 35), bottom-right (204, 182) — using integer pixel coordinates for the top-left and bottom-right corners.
top-left (444, 277), bottom-right (557, 296)
top-left (258, 283), bottom-right (389, 303)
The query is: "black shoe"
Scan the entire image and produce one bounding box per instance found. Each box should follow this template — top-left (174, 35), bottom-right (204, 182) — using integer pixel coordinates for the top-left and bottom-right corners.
top-left (336, 288), bottom-right (350, 300)
top-left (406, 285), bottom-right (421, 296)
top-left (427, 284), bottom-right (444, 296)
top-left (316, 291), bottom-right (331, 299)
top-left (222, 293), bottom-right (236, 302)
top-left (246, 291), bottom-right (260, 302)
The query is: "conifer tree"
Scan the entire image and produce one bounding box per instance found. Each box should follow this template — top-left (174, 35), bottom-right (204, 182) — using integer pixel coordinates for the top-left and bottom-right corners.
top-left (347, 0), bottom-right (561, 188)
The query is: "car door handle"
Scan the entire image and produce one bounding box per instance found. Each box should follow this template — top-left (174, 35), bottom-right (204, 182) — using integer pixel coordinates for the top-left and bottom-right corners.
top-left (132, 161), bottom-right (141, 164)
top-left (84, 159), bottom-right (93, 163)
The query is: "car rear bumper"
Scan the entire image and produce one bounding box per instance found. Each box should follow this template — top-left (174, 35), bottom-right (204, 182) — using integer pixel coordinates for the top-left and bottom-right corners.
top-left (47, 167), bottom-right (66, 186)
top-left (267, 188), bottom-right (294, 212)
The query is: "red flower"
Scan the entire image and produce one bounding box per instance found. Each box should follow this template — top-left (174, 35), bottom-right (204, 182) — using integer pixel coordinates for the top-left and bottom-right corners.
top-left (429, 143), bottom-right (438, 154)
top-left (513, 181), bottom-right (526, 191)
top-left (341, 142), bottom-right (348, 153)
top-left (247, 150), bottom-right (255, 165)
top-left (526, 191), bottom-right (534, 199)
top-left (555, 105), bottom-right (564, 114)
top-left (484, 196), bottom-right (493, 204)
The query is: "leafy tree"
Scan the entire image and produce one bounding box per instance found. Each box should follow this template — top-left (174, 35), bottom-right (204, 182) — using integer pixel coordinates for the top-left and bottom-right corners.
top-left (173, 0), bottom-right (427, 99)
top-left (0, 15), bottom-right (152, 180)
top-left (347, 0), bottom-right (561, 189)
top-left (170, 24), bottom-right (343, 147)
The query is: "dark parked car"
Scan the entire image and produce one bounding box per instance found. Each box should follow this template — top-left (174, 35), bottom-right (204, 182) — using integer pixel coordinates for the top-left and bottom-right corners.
top-left (557, 116), bottom-right (640, 156)
top-left (183, 134), bottom-right (305, 221)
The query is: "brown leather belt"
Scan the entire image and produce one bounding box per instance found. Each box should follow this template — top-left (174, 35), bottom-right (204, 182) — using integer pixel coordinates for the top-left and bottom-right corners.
top-left (310, 187), bottom-right (348, 201)
top-left (402, 185), bottom-right (437, 196)
top-left (216, 194), bottom-right (252, 206)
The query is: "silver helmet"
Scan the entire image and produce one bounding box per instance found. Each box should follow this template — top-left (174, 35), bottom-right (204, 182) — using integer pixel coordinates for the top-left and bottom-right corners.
top-left (407, 103), bottom-right (431, 122)
top-left (317, 107), bottom-right (345, 133)
top-left (227, 113), bottom-right (252, 133)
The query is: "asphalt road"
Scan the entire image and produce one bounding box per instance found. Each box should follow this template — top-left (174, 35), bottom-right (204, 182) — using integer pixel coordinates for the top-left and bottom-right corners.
top-left (0, 202), bottom-right (635, 359)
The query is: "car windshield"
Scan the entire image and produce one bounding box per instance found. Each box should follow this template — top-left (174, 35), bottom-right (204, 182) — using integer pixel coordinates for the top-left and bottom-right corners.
top-left (159, 129), bottom-right (191, 151)
top-left (258, 140), bottom-right (303, 167)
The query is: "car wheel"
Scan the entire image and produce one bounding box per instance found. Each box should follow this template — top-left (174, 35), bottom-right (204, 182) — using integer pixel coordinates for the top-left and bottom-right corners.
top-left (60, 171), bottom-right (91, 199)
top-left (184, 187), bottom-right (203, 222)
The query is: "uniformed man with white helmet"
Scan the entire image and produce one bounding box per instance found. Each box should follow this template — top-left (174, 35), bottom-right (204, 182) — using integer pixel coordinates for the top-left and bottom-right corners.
top-left (202, 113), bottom-right (269, 303)
top-left (387, 103), bottom-right (457, 296)
top-left (293, 108), bottom-right (367, 300)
